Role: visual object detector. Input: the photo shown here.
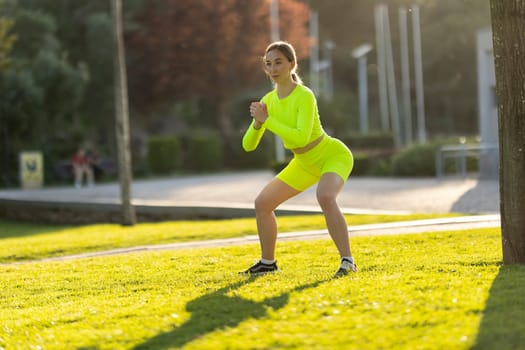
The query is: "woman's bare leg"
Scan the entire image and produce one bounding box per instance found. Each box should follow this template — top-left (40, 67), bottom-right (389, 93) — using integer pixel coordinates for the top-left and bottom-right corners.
top-left (254, 178), bottom-right (301, 260)
top-left (316, 173), bottom-right (351, 257)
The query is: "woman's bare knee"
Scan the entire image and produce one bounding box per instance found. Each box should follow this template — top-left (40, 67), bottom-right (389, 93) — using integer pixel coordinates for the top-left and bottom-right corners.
top-left (255, 179), bottom-right (300, 214)
top-left (255, 193), bottom-right (276, 214)
top-left (317, 190), bottom-right (337, 209)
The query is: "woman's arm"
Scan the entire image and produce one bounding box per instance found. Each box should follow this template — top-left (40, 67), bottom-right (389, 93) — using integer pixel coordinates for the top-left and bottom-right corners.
top-left (263, 92), bottom-right (315, 148)
top-left (242, 119), bottom-right (266, 152)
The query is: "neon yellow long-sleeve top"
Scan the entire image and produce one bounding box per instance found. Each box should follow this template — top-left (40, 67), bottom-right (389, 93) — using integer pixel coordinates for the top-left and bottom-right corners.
top-left (242, 84), bottom-right (325, 151)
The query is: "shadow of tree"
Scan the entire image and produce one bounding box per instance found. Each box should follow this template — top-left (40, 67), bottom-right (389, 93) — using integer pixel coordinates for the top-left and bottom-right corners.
top-left (450, 179), bottom-right (499, 214)
top-left (133, 276), bottom-right (328, 349)
top-left (471, 265), bottom-right (525, 350)
top-left (0, 219), bottom-right (72, 240)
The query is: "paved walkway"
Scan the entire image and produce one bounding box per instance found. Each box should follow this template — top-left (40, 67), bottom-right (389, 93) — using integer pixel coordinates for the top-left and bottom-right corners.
top-left (0, 171), bottom-right (501, 263)
top-left (0, 170), bottom-right (500, 215)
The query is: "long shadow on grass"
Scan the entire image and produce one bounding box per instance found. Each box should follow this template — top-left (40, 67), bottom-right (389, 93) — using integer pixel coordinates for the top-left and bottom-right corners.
top-left (0, 220), bottom-right (72, 239)
top-left (134, 276), bottom-right (329, 349)
top-left (471, 265), bottom-right (525, 350)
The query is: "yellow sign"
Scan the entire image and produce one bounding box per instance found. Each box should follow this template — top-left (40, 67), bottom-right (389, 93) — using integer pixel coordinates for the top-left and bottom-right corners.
top-left (19, 151), bottom-right (44, 189)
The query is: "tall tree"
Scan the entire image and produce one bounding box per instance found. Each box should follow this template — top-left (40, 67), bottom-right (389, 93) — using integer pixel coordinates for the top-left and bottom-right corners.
top-left (490, 0), bottom-right (525, 264)
top-left (11, 0), bottom-right (144, 159)
top-left (126, 0), bottom-right (310, 145)
top-left (0, 4), bottom-right (88, 186)
top-left (111, 0), bottom-right (136, 225)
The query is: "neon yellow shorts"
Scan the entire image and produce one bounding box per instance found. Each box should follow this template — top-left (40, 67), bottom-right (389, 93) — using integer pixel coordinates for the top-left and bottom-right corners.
top-left (276, 135), bottom-right (354, 191)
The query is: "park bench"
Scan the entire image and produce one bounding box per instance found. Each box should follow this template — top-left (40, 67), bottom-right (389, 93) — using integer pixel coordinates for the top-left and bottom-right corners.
top-left (435, 143), bottom-right (498, 178)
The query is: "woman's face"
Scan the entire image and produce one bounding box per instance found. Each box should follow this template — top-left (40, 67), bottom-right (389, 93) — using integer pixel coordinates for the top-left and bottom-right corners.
top-left (264, 49), bottom-right (294, 84)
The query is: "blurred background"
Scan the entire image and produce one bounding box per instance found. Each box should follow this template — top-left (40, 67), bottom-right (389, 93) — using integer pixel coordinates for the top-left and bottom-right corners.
top-left (0, 0), bottom-right (494, 188)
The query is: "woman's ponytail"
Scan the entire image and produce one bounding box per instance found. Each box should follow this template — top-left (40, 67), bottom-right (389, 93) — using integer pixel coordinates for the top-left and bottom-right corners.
top-left (291, 72), bottom-right (303, 85)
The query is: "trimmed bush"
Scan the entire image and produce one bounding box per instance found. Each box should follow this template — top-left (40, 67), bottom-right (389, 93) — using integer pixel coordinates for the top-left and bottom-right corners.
top-left (231, 131), bottom-right (275, 170)
top-left (271, 159), bottom-right (292, 174)
top-left (336, 132), bottom-right (395, 177)
top-left (340, 132), bottom-right (395, 150)
top-left (351, 152), bottom-right (393, 177)
top-left (391, 142), bottom-right (440, 177)
top-left (368, 159), bottom-right (392, 176)
top-left (317, 93), bottom-right (359, 135)
top-left (187, 131), bottom-right (223, 171)
top-left (147, 136), bottom-right (182, 174)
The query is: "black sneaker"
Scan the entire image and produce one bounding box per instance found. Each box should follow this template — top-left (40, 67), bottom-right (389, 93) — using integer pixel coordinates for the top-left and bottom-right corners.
top-left (334, 258), bottom-right (357, 277)
top-left (240, 260), bottom-right (279, 275)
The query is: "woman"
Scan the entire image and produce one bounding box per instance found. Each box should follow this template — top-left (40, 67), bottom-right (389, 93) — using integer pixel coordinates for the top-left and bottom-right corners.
top-left (241, 41), bottom-right (357, 277)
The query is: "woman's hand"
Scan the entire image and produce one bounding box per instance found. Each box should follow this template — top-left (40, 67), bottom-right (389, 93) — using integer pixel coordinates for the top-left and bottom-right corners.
top-left (249, 102), bottom-right (268, 125)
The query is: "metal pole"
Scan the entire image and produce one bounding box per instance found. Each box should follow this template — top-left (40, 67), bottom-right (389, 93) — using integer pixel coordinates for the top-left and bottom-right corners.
top-left (270, 0), bottom-right (279, 42)
top-left (309, 10), bottom-right (320, 96)
top-left (412, 5), bottom-right (427, 143)
top-left (324, 40), bottom-right (335, 101)
top-left (383, 5), bottom-right (402, 148)
top-left (352, 44), bottom-right (372, 135)
top-left (399, 7), bottom-right (413, 145)
top-left (270, 0), bottom-right (285, 163)
top-left (358, 56), bottom-right (369, 134)
top-left (374, 5), bottom-right (389, 131)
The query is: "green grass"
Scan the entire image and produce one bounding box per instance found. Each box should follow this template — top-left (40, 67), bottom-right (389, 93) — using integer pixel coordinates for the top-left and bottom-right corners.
top-left (0, 214), bottom-right (459, 262)
top-left (1, 226), bottom-right (524, 349)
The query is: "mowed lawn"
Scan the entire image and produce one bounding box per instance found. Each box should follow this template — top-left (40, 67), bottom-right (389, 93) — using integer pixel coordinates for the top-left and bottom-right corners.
top-left (1, 218), bottom-right (524, 349)
top-left (0, 214), bottom-right (457, 263)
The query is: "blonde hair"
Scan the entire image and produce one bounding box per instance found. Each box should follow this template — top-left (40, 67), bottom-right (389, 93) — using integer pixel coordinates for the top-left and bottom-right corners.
top-left (264, 41), bottom-right (303, 84)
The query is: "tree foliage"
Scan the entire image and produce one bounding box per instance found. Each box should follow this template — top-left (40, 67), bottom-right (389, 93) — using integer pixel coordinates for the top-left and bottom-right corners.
top-left (0, 0), bottom-right (503, 185)
top-left (0, 17), bottom-right (16, 71)
top-left (31, 51), bottom-right (87, 133)
top-left (10, 8), bottom-right (59, 58)
top-left (0, 4), bottom-right (88, 186)
top-left (125, 0), bottom-right (310, 127)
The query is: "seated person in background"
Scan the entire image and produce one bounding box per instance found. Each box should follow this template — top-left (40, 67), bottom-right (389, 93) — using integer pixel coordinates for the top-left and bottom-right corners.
top-left (71, 148), bottom-right (94, 188)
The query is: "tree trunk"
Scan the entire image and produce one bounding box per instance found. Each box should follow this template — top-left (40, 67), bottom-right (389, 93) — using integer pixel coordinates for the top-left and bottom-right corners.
top-left (490, 0), bottom-right (525, 264)
top-left (111, 0), bottom-right (136, 226)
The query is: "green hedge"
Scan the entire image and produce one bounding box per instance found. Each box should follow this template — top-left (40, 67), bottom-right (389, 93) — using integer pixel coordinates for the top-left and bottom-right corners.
top-left (353, 140), bottom-right (481, 178)
top-left (352, 152), bottom-right (393, 177)
top-left (231, 132), bottom-right (275, 170)
top-left (147, 136), bottom-right (182, 174)
top-left (341, 132), bottom-right (395, 150)
top-left (187, 132), bottom-right (223, 171)
top-left (391, 141), bottom-right (482, 177)
top-left (391, 142), bottom-right (440, 177)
